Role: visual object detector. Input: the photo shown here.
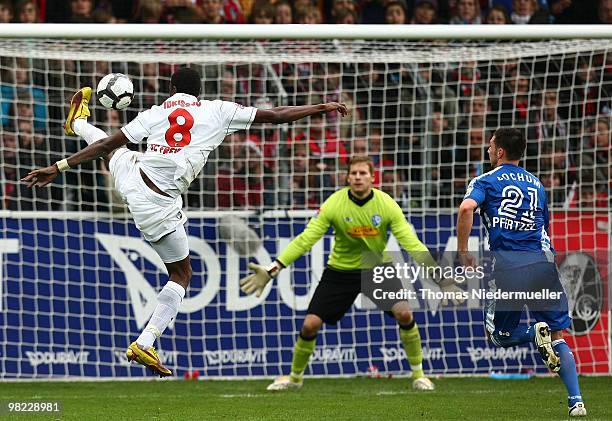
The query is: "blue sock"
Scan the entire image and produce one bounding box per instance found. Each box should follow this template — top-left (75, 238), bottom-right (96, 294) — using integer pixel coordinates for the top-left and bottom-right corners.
top-left (522, 325), bottom-right (536, 343)
top-left (491, 324), bottom-right (534, 348)
top-left (552, 339), bottom-right (582, 407)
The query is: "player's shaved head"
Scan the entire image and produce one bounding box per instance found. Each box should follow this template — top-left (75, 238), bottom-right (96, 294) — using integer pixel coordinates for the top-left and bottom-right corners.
top-left (170, 67), bottom-right (202, 97)
top-left (492, 128), bottom-right (526, 161)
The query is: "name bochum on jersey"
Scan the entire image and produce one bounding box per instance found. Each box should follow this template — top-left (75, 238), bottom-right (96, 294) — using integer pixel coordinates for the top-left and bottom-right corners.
top-left (464, 163), bottom-right (553, 268)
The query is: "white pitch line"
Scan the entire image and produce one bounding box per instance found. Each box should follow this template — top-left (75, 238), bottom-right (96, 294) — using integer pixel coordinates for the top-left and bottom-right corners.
top-left (376, 391), bottom-right (408, 396)
top-left (219, 393), bottom-right (268, 398)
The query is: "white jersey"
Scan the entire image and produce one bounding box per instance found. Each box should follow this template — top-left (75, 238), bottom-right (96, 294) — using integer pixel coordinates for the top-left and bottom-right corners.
top-left (121, 93), bottom-right (257, 197)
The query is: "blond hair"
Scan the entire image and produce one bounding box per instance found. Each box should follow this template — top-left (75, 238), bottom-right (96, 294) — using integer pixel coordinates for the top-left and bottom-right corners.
top-left (347, 155), bottom-right (374, 176)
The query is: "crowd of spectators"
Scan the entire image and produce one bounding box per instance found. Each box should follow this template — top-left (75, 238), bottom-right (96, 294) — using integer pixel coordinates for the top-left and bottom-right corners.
top-left (0, 0), bottom-right (610, 24)
top-left (3, 54), bottom-right (609, 212)
top-left (0, 1), bottom-right (610, 212)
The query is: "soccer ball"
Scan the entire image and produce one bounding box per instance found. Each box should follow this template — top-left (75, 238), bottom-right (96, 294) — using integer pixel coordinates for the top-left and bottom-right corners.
top-left (96, 73), bottom-right (134, 110)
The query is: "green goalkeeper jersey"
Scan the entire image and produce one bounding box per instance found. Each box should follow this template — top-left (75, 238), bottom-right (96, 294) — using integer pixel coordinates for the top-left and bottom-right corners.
top-left (276, 187), bottom-right (436, 271)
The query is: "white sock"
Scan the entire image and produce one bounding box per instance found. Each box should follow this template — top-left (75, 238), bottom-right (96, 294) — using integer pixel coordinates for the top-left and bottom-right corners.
top-left (72, 118), bottom-right (108, 145)
top-left (136, 281), bottom-right (186, 350)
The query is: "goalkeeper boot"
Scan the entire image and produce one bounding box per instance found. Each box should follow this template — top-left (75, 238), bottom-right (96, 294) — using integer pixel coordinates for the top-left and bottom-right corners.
top-left (266, 374), bottom-right (303, 391)
top-left (534, 322), bottom-right (560, 372)
top-left (568, 402), bottom-right (587, 417)
top-left (412, 377), bottom-right (435, 391)
top-left (64, 87), bottom-right (92, 136)
top-left (126, 341), bottom-right (172, 378)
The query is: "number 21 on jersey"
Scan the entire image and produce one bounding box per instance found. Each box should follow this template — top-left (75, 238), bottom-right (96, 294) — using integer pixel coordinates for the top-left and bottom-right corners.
top-left (498, 186), bottom-right (538, 223)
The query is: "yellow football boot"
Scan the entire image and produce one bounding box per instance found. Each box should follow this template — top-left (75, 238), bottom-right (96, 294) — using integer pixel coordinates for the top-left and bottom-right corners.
top-left (64, 87), bottom-right (92, 136)
top-left (126, 341), bottom-right (172, 378)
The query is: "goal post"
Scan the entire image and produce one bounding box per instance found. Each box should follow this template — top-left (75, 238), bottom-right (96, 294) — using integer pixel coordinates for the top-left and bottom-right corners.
top-left (1, 23), bottom-right (612, 39)
top-left (0, 25), bottom-right (610, 379)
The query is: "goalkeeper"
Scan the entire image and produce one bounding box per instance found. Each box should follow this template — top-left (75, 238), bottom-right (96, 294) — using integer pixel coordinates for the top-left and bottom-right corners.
top-left (240, 156), bottom-right (463, 391)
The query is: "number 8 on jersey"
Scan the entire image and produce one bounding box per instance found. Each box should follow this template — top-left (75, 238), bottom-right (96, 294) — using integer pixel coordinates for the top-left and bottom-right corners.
top-left (165, 108), bottom-right (194, 147)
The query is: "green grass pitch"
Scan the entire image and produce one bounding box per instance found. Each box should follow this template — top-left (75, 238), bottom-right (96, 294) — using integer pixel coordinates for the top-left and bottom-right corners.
top-left (1, 377), bottom-right (610, 420)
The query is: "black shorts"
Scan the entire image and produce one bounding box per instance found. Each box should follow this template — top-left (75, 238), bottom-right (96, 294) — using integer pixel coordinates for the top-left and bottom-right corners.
top-left (307, 267), bottom-right (404, 324)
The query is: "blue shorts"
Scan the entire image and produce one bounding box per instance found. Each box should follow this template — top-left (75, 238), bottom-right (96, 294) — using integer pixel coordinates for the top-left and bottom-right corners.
top-left (484, 262), bottom-right (571, 335)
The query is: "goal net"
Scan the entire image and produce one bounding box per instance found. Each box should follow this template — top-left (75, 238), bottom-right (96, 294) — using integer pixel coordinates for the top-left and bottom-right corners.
top-left (0, 35), bottom-right (610, 378)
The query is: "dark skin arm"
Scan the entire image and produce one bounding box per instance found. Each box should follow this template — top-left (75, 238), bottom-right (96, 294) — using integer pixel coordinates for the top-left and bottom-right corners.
top-left (253, 102), bottom-right (348, 124)
top-left (21, 131), bottom-right (129, 188)
top-left (22, 102), bottom-right (348, 188)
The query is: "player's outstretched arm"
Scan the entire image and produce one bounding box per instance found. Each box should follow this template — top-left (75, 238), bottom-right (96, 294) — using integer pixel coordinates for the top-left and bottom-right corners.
top-left (457, 199), bottom-right (478, 268)
top-left (21, 131), bottom-right (129, 188)
top-left (387, 198), bottom-right (435, 266)
top-left (239, 217), bottom-right (330, 297)
top-left (253, 102), bottom-right (348, 124)
top-left (240, 197), bottom-right (334, 297)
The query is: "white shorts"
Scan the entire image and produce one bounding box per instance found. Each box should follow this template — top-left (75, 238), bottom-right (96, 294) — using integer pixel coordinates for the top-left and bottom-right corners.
top-left (149, 223), bottom-right (190, 263)
top-left (109, 148), bottom-right (188, 245)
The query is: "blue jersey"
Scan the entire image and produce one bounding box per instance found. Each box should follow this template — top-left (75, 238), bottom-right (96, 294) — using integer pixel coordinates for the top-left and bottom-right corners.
top-left (464, 163), bottom-right (554, 268)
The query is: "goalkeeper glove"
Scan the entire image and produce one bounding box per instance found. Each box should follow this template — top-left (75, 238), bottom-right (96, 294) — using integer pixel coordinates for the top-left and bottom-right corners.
top-left (438, 277), bottom-right (466, 306)
top-left (239, 261), bottom-right (283, 297)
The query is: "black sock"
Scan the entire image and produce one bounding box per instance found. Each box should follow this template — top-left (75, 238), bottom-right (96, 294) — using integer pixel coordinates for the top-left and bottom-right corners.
top-left (299, 332), bottom-right (317, 341)
top-left (399, 319), bottom-right (416, 331)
